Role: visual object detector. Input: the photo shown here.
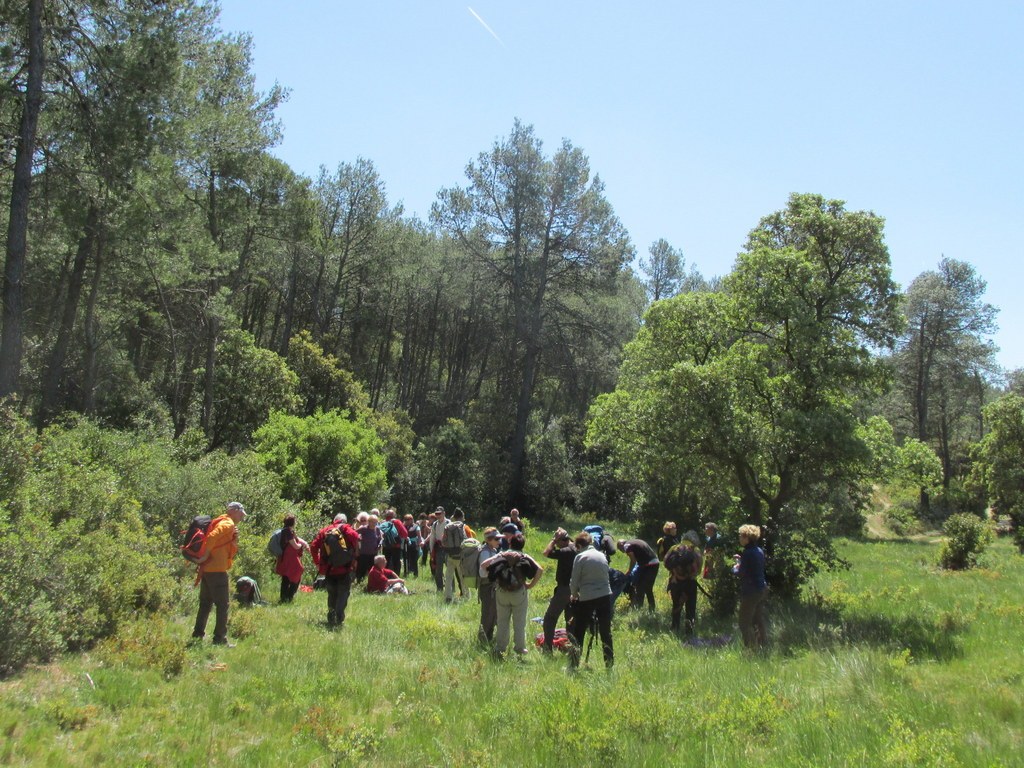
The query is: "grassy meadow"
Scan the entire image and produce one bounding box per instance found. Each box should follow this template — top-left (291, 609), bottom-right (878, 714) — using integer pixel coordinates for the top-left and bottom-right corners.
top-left (1, 530), bottom-right (1022, 767)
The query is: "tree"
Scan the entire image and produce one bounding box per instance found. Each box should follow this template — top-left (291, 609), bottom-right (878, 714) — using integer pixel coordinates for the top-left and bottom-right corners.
top-left (205, 329), bottom-right (299, 450)
top-left (967, 394), bottom-right (1024, 546)
top-left (589, 193), bottom-right (902, 594)
top-left (0, 0), bottom-right (43, 397)
top-left (639, 239), bottom-right (683, 302)
top-left (891, 258), bottom-right (998, 503)
top-left (433, 120), bottom-right (634, 509)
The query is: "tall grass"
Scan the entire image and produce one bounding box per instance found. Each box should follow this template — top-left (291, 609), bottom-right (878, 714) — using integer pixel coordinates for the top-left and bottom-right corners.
top-left (1, 534), bottom-right (1021, 767)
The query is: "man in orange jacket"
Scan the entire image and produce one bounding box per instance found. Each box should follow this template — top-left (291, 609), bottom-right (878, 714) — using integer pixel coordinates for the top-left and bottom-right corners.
top-left (191, 501), bottom-right (246, 646)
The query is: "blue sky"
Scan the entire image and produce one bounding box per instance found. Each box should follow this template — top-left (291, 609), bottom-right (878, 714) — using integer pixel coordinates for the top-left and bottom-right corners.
top-left (217, 0), bottom-right (1023, 371)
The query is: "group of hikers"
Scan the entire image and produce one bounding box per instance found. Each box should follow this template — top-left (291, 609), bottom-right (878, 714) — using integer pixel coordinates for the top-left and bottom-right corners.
top-left (185, 502), bottom-right (770, 664)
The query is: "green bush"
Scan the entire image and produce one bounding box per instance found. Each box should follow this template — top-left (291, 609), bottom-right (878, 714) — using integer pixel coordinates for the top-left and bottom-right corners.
top-left (884, 502), bottom-right (923, 536)
top-left (254, 409), bottom-right (387, 514)
top-left (938, 513), bottom-right (992, 570)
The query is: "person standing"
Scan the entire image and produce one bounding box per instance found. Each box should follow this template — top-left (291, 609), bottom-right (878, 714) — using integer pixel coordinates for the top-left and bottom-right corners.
top-left (567, 531), bottom-right (613, 669)
top-left (441, 508), bottom-right (472, 602)
top-left (618, 538), bottom-right (660, 612)
top-left (191, 501), bottom-right (246, 646)
top-left (656, 521), bottom-right (680, 561)
top-left (356, 513), bottom-right (382, 583)
top-left (310, 513), bottom-right (360, 629)
top-left (734, 524), bottom-right (769, 649)
top-left (541, 527), bottom-right (577, 653)
top-left (380, 508), bottom-right (408, 574)
top-left (275, 512), bottom-right (308, 603)
top-left (480, 533), bottom-right (543, 658)
top-left (403, 514), bottom-right (421, 577)
top-left (429, 506), bottom-right (448, 591)
top-left (665, 532), bottom-right (703, 636)
top-left (702, 522), bottom-right (726, 578)
top-left (476, 527), bottom-right (501, 645)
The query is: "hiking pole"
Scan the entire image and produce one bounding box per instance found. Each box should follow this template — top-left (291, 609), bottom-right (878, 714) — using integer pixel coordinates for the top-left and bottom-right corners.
top-left (696, 581), bottom-right (712, 600)
top-left (584, 612), bottom-right (599, 664)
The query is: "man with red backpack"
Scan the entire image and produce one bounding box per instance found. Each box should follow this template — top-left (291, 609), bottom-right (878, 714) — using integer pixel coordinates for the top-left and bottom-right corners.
top-left (190, 501), bottom-right (246, 647)
top-left (310, 513), bottom-right (360, 629)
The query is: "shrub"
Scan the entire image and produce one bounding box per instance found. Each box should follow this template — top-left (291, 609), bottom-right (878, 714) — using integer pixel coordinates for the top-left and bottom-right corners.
top-left (938, 513), bottom-right (992, 570)
top-left (254, 409), bottom-right (387, 514)
top-left (885, 502), bottom-right (923, 537)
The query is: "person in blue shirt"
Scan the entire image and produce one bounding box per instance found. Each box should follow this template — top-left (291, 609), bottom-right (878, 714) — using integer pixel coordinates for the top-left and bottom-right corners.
top-left (733, 524), bottom-right (769, 649)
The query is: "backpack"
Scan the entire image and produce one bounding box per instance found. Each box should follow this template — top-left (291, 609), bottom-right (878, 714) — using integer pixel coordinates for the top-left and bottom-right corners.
top-left (487, 551), bottom-right (536, 592)
top-left (267, 528), bottom-right (285, 559)
top-left (459, 538), bottom-right (482, 588)
top-left (181, 515), bottom-right (214, 563)
top-left (323, 525), bottom-right (354, 568)
top-left (380, 520), bottom-right (400, 548)
top-left (584, 525), bottom-right (605, 551)
top-left (664, 545), bottom-right (699, 580)
top-left (442, 521), bottom-right (467, 557)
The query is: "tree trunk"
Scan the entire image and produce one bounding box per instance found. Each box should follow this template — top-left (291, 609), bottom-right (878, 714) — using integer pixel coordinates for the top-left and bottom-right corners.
top-left (200, 314), bottom-right (219, 439)
top-left (82, 245), bottom-right (104, 415)
top-left (0, 0), bottom-right (45, 397)
top-left (40, 202), bottom-right (98, 423)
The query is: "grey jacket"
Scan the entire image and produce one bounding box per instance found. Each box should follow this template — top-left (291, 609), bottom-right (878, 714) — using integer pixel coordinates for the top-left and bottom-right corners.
top-left (570, 546), bottom-right (612, 602)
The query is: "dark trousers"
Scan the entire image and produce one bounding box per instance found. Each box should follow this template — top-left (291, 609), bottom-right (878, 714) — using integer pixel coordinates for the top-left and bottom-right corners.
top-left (193, 571), bottom-right (230, 643)
top-left (668, 579), bottom-right (697, 635)
top-left (632, 564), bottom-right (659, 612)
top-left (567, 594), bottom-right (613, 668)
top-left (420, 546), bottom-right (429, 567)
top-left (280, 576), bottom-right (299, 604)
top-left (356, 553), bottom-right (375, 582)
top-left (433, 550), bottom-right (446, 591)
top-left (325, 572), bottom-right (353, 626)
top-left (478, 582), bottom-right (497, 642)
top-left (384, 547), bottom-right (403, 574)
top-left (404, 546), bottom-right (420, 577)
top-left (542, 584), bottom-right (572, 649)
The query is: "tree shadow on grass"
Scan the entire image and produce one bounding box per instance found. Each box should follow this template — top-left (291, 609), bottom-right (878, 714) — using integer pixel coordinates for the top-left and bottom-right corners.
top-left (771, 598), bottom-right (966, 661)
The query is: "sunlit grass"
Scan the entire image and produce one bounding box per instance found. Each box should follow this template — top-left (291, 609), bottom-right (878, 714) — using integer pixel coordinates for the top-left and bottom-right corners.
top-left (1, 535), bottom-right (1022, 766)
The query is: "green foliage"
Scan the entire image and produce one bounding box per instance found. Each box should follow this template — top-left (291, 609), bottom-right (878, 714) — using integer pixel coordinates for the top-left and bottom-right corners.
top-left (394, 418), bottom-right (483, 513)
top-left (589, 194), bottom-right (901, 595)
top-left (207, 329), bottom-right (300, 450)
top-left (894, 438), bottom-right (943, 496)
top-left (253, 408), bottom-right (387, 515)
top-left (286, 330), bottom-right (370, 416)
top-left (938, 513), bottom-right (991, 570)
top-left (968, 394), bottom-right (1024, 548)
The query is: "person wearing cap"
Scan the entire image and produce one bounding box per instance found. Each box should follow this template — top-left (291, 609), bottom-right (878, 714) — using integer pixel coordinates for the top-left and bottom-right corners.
top-left (310, 513), bottom-right (360, 629)
top-left (191, 501), bottom-right (246, 646)
top-left (476, 527), bottom-right (502, 644)
top-left (441, 508), bottom-right (474, 602)
top-left (498, 522), bottom-right (519, 552)
top-left (541, 527), bottom-right (577, 653)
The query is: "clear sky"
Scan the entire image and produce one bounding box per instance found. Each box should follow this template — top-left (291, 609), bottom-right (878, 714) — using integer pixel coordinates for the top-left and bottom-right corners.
top-left (216, 0), bottom-right (1023, 372)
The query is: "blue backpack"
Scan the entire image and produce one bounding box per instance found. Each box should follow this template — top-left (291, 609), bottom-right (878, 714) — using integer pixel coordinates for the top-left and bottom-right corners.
top-left (380, 520), bottom-right (400, 548)
top-left (584, 525), bottom-right (605, 550)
